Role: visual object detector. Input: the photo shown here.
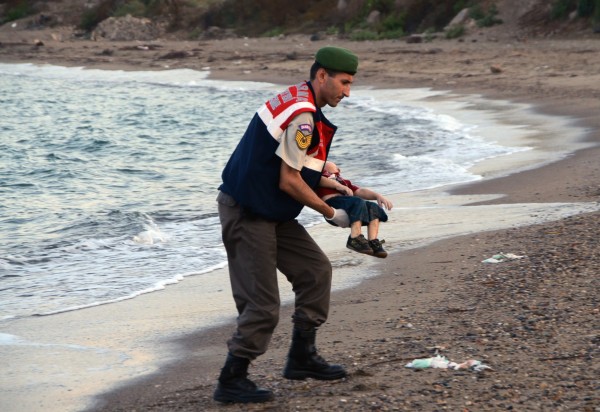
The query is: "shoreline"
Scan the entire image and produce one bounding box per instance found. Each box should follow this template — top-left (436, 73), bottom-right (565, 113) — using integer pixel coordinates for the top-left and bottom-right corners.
top-left (0, 60), bottom-right (587, 322)
top-left (1, 34), bottom-right (599, 411)
top-left (0, 67), bottom-right (575, 322)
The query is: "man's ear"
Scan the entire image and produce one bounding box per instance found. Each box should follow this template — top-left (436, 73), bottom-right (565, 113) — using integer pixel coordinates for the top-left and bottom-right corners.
top-left (316, 67), bottom-right (327, 83)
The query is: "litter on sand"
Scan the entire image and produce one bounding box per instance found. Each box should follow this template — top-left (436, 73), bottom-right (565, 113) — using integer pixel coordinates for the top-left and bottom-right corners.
top-left (405, 354), bottom-right (492, 372)
top-left (481, 252), bottom-right (525, 263)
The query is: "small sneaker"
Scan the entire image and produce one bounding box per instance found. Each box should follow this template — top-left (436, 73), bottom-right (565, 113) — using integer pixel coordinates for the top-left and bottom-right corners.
top-left (368, 239), bottom-right (387, 258)
top-left (346, 234), bottom-right (373, 255)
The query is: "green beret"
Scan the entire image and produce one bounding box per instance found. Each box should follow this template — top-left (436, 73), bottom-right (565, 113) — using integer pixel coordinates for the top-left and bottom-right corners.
top-left (315, 46), bottom-right (358, 75)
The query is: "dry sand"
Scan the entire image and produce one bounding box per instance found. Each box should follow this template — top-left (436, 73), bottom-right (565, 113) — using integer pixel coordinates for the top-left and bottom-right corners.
top-left (1, 26), bottom-right (599, 411)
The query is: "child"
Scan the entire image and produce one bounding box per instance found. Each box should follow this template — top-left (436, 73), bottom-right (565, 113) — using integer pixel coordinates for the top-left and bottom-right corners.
top-left (317, 161), bottom-right (393, 258)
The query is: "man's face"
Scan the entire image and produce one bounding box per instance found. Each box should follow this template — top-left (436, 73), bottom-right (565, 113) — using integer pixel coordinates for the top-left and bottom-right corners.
top-left (315, 69), bottom-right (354, 108)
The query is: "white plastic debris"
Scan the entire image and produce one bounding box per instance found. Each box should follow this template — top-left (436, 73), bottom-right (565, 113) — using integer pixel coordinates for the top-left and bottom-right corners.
top-left (405, 355), bottom-right (492, 372)
top-left (448, 359), bottom-right (492, 372)
top-left (405, 354), bottom-right (450, 369)
top-left (482, 252), bottom-right (525, 263)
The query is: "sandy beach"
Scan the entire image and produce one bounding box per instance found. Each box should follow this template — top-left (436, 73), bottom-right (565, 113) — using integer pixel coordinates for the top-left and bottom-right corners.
top-left (1, 22), bottom-right (599, 412)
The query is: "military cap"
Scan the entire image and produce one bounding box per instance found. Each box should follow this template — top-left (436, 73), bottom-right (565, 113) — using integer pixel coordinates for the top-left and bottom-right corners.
top-left (315, 46), bottom-right (358, 75)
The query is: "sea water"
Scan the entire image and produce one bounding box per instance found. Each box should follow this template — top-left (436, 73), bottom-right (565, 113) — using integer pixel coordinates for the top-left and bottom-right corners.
top-left (0, 63), bottom-right (526, 321)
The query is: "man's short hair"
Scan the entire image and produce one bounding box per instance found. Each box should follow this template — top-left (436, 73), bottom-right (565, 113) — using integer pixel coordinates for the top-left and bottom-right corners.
top-left (309, 62), bottom-right (337, 80)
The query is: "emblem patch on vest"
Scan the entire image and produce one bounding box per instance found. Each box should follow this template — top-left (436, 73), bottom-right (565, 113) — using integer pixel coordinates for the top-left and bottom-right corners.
top-left (295, 124), bottom-right (313, 150)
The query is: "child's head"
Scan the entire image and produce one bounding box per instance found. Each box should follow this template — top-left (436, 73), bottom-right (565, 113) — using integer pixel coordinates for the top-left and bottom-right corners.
top-left (324, 161), bottom-right (340, 174)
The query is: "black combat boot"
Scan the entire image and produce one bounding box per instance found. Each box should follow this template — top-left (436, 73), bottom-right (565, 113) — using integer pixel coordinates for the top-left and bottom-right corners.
top-left (283, 327), bottom-right (347, 380)
top-left (213, 353), bottom-right (273, 403)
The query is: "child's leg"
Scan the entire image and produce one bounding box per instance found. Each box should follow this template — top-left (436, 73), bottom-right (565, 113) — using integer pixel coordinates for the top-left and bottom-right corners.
top-left (367, 219), bottom-right (380, 240)
top-left (346, 220), bottom-right (372, 255)
top-left (366, 220), bottom-right (387, 258)
top-left (350, 220), bottom-right (362, 238)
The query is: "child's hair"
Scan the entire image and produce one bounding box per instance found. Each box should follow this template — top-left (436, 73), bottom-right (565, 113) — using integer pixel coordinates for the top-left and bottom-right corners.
top-left (324, 161), bottom-right (338, 174)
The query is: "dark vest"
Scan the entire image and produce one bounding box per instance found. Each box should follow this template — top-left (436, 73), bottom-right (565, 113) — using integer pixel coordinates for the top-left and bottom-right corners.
top-left (219, 81), bottom-right (337, 221)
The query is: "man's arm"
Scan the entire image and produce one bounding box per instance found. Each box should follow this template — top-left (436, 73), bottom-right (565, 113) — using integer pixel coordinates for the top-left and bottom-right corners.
top-left (275, 111), bottom-right (348, 226)
top-left (280, 162), bottom-right (335, 218)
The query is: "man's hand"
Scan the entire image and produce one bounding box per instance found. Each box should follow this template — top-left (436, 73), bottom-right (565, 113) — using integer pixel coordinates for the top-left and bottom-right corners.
top-left (325, 208), bottom-right (350, 227)
top-left (280, 162), bottom-right (347, 221)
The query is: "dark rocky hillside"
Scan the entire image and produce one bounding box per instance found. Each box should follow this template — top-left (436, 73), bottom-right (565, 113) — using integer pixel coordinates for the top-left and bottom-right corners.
top-left (1, 0), bottom-right (599, 41)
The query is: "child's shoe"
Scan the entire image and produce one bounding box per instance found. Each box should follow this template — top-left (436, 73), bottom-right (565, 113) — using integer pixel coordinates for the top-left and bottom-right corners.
top-left (368, 239), bottom-right (387, 258)
top-left (346, 235), bottom-right (373, 255)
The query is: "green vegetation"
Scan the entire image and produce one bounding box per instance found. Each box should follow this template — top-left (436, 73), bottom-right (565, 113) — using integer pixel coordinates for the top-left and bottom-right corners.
top-left (595, 0), bottom-right (600, 22)
top-left (261, 27), bottom-right (284, 38)
top-left (577, 0), bottom-right (596, 16)
top-left (469, 3), bottom-right (503, 27)
top-left (1, 0), bottom-right (34, 24)
top-left (452, 0), bottom-right (477, 14)
top-left (349, 29), bottom-right (380, 41)
top-left (189, 26), bottom-right (203, 39)
top-left (80, 0), bottom-right (115, 31)
top-left (70, 0), bottom-right (481, 39)
top-left (550, 0), bottom-right (600, 22)
top-left (440, 1), bottom-right (503, 39)
top-left (361, 0), bottom-right (397, 17)
top-left (379, 12), bottom-right (405, 38)
top-left (78, 0), bottom-right (192, 31)
top-left (347, 10), bottom-right (405, 41)
top-left (578, 0), bottom-right (600, 21)
top-left (445, 24), bottom-right (465, 38)
top-left (551, 0), bottom-right (576, 19)
top-left (344, 11), bottom-right (405, 41)
top-left (113, 0), bottom-right (147, 17)
top-left (325, 26), bottom-right (339, 36)
top-left (423, 27), bottom-right (437, 42)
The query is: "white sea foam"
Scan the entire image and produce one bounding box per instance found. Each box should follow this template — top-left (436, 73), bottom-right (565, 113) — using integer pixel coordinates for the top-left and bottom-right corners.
top-left (0, 63), bottom-right (211, 86)
top-left (36, 261), bottom-right (228, 317)
top-left (0, 332), bottom-right (104, 351)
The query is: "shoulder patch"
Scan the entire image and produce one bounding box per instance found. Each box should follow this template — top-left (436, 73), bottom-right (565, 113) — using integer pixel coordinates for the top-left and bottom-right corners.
top-left (298, 123), bottom-right (313, 134)
top-left (295, 124), bottom-right (313, 150)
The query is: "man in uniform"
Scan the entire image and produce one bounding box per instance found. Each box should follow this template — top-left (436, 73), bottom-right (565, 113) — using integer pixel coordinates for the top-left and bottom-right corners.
top-left (214, 46), bottom-right (358, 403)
